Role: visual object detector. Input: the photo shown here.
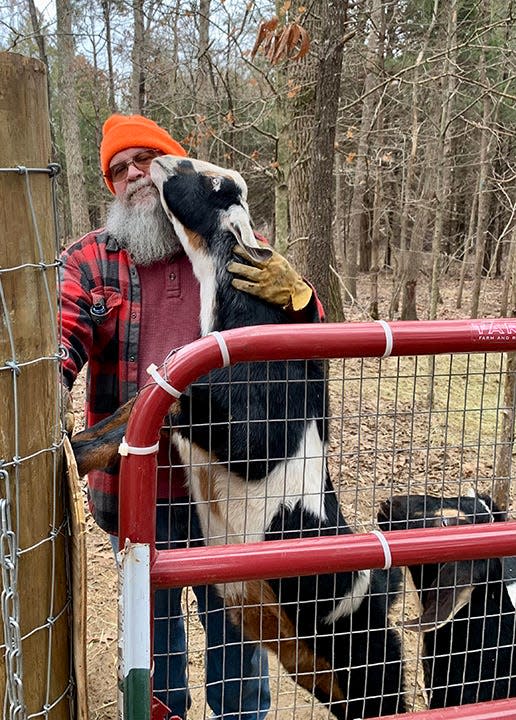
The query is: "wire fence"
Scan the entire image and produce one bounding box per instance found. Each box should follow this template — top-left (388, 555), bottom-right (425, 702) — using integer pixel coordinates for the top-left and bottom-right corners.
top-left (116, 322), bottom-right (516, 720)
top-left (0, 162), bottom-right (74, 720)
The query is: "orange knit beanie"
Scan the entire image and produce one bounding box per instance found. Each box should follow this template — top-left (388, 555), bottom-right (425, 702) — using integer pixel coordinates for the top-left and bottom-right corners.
top-left (100, 113), bottom-right (187, 193)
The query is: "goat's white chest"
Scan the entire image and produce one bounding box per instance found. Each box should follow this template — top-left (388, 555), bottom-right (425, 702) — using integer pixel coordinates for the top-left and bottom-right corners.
top-left (173, 422), bottom-right (370, 615)
top-left (173, 420), bottom-right (327, 545)
top-left (187, 251), bottom-right (217, 335)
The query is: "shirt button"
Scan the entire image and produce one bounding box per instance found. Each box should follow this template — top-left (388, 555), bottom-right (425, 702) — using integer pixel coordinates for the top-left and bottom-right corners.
top-left (169, 272), bottom-right (176, 280)
top-left (129, 355), bottom-right (135, 362)
top-left (131, 312), bottom-right (137, 319)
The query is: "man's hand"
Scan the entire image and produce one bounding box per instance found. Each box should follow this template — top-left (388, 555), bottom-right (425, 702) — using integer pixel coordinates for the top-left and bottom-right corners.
top-left (227, 245), bottom-right (313, 311)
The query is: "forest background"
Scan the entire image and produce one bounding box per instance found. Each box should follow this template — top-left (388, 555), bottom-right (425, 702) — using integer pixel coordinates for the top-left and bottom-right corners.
top-left (1, 2), bottom-right (515, 717)
top-left (1, 0), bottom-right (515, 322)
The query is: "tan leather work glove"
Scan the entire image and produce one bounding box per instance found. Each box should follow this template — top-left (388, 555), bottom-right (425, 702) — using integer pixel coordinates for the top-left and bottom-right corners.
top-left (228, 245), bottom-right (313, 311)
top-left (60, 381), bottom-right (75, 435)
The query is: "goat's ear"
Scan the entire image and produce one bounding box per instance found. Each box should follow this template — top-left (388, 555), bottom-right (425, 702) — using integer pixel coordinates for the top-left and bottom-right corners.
top-left (221, 204), bottom-right (273, 262)
top-left (404, 562), bottom-right (474, 632)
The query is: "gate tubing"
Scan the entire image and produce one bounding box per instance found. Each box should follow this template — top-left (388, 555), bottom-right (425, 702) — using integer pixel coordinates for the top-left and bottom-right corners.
top-left (117, 319), bottom-right (516, 719)
top-left (149, 522), bottom-right (516, 589)
top-left (119, 319), bottom-right (516, 545)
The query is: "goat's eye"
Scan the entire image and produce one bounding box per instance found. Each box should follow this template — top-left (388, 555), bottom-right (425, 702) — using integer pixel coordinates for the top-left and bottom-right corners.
top-left (211, 176), bottom-right (222, 192)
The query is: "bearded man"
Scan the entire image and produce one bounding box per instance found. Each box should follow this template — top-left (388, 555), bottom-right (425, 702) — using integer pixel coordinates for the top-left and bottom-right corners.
top-left (60, 114), bottom-right (319, 720)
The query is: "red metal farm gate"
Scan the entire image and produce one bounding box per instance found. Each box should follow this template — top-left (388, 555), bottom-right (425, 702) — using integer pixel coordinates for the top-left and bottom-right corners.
top-left (116, 319), bottom-right (516, 720)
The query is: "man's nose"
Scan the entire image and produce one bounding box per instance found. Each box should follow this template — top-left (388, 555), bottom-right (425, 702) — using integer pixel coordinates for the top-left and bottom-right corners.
top-left (126, 162), bottom-right (145, 180)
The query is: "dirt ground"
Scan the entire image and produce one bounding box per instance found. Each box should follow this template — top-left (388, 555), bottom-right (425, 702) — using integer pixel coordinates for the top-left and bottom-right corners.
top-left (78, 272), bottom-right (510, 720)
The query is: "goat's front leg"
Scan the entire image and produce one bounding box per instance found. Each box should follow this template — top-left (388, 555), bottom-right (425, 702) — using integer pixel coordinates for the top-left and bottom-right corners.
top-left (71, 397), bottom-right (136, 476)
top-left (232, 580), bottom-right (346, 717)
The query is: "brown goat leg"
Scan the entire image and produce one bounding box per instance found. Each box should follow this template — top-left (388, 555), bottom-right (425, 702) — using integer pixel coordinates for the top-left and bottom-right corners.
top-left (231, 580), bottom-right (345, 713)
top-left (71, 397), bottom-right (136, 476)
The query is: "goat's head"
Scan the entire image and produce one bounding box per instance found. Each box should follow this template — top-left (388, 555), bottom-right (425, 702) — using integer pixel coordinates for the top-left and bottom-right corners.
top-left (150, 156), bottom-right (271, 263)
top-left (378, 492), bottom-right (505, 631)
top-left (377, 492), bottom-right (501, 531)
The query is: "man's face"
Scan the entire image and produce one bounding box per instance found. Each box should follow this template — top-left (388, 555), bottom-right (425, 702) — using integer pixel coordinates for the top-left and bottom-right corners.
top-left (109, 147), bottom-right (162, 204)
top-left (105, 146), bottom-right (182, 264)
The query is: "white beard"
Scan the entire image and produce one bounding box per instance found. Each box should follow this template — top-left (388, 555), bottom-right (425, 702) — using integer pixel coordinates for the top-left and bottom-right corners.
top-left (105, 177), bottom-right (182, 265)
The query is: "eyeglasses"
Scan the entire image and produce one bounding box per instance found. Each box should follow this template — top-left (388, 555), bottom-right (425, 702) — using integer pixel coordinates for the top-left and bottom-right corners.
top-left (106, 149), bottom-right (162, 183)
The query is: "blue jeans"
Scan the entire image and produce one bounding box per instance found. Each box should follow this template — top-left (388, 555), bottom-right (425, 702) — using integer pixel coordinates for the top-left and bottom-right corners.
top-left (112, 501), bottom-right (270, 720)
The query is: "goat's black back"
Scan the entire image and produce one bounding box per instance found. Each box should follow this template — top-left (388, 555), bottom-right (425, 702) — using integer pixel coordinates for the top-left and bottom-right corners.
top-left (175, 227), bottom-right (327, 481)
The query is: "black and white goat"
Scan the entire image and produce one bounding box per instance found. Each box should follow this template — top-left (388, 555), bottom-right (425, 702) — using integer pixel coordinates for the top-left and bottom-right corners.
top-left (72, 157), bottom-right (406, 719)
top-left (378, 492), bottom-right (516, 708)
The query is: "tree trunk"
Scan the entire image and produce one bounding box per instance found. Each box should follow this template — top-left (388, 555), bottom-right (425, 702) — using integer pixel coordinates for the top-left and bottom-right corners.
top-left (166, 0), bottom-right (182, 131)
top-left (456, 192), bottom-right (477, 308)
top-left (26, 0), bottom-right (54, 149)
top-left (55, 0), bottom-right (90, 238)
top-left (397, 0), bottom-right (439, 320)
top-left (306, 0), bottom-right (347, 320)
top-left (495, 226), bottom-right (516, 510)
top-left (101, 0), bottom-right (116, 112)
top-left (500, 225), bottom-right (516, 316)
top-left (196, 0), bottom-right (212, 160)
top-left (369, 164), bottom-right (384, 319)
top-left (496, 348), bottom-right (516, 511)
top-left (344, 0), bottom-right (383, 302)
top-left (396, 141), bottom-right (436, 320)
top-left (368, 6), bottom-right (387, 319)
top-left (429, 0), bottom-right (457, 319)
top-left (287, 7), bottom-right (317, 278)
top-left (270, 0), bottom-right (291, 253)
top-left (334, 137), bottom-right (347, 269)
top-left (273, 32), bottom-right (290, 255)
top-left (470, 27), bottom-right (494, 319)
top-left (273, 104), bottom-right (289, 253)
top-left (131, 0), bottom-right (145, 113)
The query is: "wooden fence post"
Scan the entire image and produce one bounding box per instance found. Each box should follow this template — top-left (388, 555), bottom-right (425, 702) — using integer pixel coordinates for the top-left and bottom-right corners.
top-left (0, 51), bottom-right (71, 719)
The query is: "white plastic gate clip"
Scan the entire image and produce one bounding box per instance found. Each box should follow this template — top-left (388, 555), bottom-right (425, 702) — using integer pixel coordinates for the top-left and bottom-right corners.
top-left (375, 319), bottom-right (394, 358)
top-left (370, 529), bottom-right (393, 570)
top-left (118, 436), bottom-right (160, 457)
top-left (147, 363), bottom-right (182, 398)
top-left (209, 331), bottom-right (231, 367)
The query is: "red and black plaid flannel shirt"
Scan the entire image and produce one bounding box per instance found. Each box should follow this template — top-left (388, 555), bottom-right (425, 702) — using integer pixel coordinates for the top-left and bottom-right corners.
top-left (60, 228), bottom-right (142, 533)
top-left (60, 228), bottom-right (325, 534)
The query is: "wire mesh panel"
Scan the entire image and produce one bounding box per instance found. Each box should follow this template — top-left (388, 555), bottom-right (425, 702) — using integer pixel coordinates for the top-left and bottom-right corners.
top-left (118, 322), bottom-right (516, 720)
